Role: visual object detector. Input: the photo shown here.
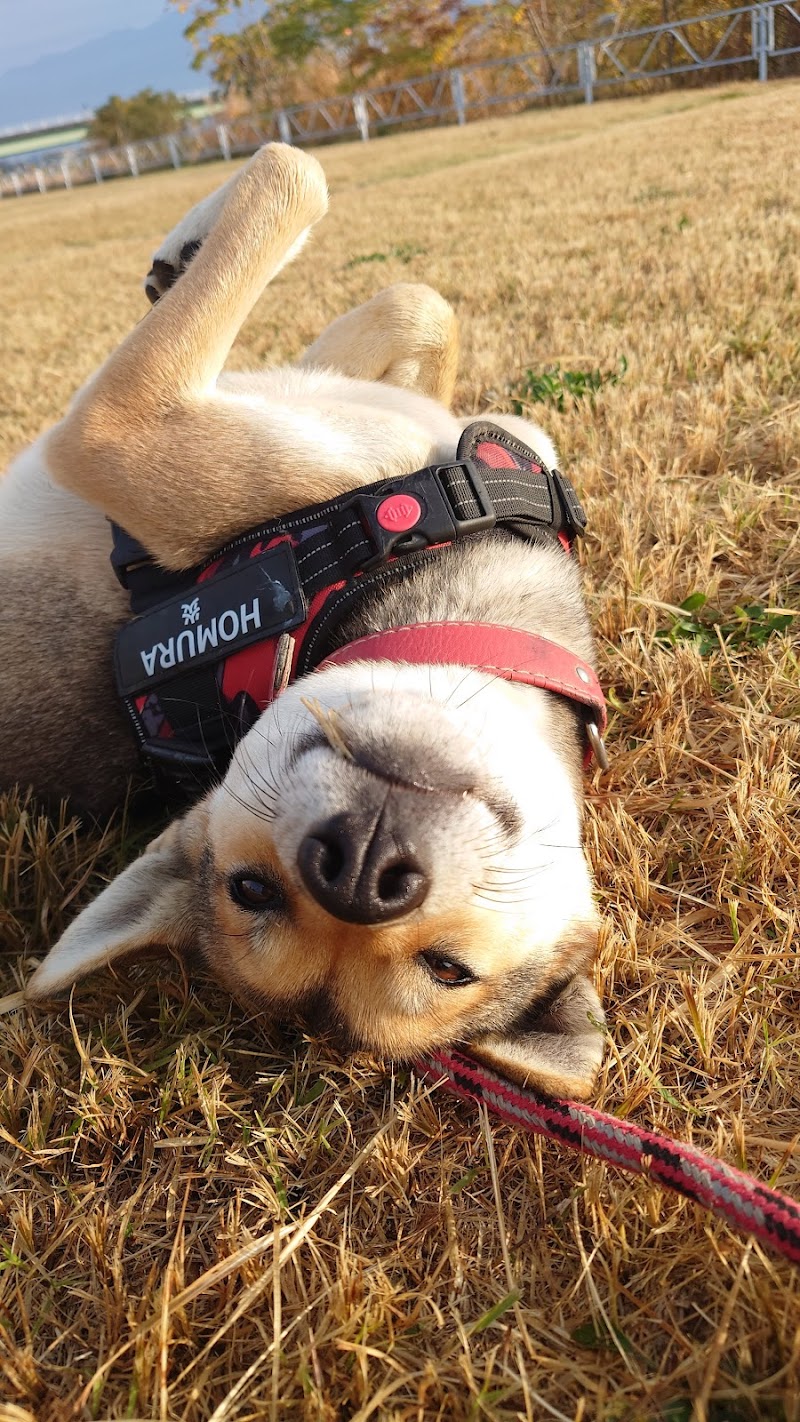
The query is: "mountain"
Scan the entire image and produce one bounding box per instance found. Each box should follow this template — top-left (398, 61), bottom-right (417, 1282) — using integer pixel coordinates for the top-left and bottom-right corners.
top-left (0, 12), bottom-right (208, 129)
top-left (2, 0), bottom-right (169, 73)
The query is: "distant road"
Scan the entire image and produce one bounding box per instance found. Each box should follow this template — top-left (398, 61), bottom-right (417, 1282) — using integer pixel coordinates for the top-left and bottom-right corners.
top-left (0, 93), bottom-right (215, 165)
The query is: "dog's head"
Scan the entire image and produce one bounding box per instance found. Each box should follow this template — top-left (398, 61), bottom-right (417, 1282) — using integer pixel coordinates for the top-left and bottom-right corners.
top-left (27, 648), bottom-right (604, 1097)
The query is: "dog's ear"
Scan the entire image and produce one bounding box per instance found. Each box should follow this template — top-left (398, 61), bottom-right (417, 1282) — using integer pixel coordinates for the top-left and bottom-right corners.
top-left (468, 974), bottom-right (605, 1100)
top-left (25, 803), bottom-right (209, 1000)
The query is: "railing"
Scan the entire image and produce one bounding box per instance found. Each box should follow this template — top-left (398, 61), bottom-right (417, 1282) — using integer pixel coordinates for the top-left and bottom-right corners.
top-left (1, 1), bottom-right (798, 199)
top-left (0, 110), bottom-right (95, 142)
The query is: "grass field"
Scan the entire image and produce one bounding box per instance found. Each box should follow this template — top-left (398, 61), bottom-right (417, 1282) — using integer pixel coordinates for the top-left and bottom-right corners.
top-left (1, 82), bottom-right (799, 1421)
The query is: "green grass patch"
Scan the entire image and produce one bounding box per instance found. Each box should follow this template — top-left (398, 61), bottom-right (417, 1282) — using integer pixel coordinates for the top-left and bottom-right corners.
top-left (344, 242), bottom-right (427, 268)
top-left (509, 356), bottom-right (627, 414)
top-left (469, 1289), bottom-right (520, 1334)
top-left (571, 1318), bottom-right (635, 1353)
top-left (656, 592), bottom-right (794, 656)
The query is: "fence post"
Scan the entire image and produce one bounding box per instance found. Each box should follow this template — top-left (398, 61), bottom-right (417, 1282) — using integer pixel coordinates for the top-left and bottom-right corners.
top-left (766, 0), bottom-right (776, 58)
top-left (90, 153), bottom-right (103, 183)
top-left (60, 158), bottom-right (72, 189)
top-left (167, 135), bottom-right (182, 168)
top-left (12, 171), bottom-right (22, 196)
top-left (216, 123), bottom-right (231, 160)
top-left (752, 3), bottom-right (773, 81)
top-left (35, 168), bottom-right (46, 193)
top-left (451, 69), bottom-right (467, 125)
top-left (125, 144), bottom-right (139, 177)
top-left (578, 41), bottom-right (596, 103)
top-left (277, 110), bottom-right (292, 144)
top-left (353, 93), bottom-right (370, 141)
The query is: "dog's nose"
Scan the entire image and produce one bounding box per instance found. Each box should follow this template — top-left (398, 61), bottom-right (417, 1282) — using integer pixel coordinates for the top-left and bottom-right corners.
top-left (297, 811), bottom-right (429, 924)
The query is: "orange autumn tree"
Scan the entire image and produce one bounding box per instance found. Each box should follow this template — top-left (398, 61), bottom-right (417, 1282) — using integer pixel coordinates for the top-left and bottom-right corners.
top-left (170, 0), bottom-right (784, 110)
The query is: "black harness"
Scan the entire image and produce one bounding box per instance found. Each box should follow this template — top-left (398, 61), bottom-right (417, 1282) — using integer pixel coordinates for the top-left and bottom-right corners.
top-left (111, 422), bottom-right (588, 795)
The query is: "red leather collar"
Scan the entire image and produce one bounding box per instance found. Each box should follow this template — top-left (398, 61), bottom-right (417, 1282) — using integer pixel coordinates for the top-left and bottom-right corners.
top-left (318, 622), bottom-right (607, 768)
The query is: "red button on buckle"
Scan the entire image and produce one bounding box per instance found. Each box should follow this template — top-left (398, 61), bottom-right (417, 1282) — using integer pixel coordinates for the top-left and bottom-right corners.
top-left (376, 494), bottom-right (422, 533)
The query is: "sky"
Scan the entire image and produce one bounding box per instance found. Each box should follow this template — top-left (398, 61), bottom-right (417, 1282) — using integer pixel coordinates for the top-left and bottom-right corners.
top-left (0, 0), bottom-right (250, 127)
top-left (0, 0), bottom-right (171, 73)
top-left (0, 0), bottom-right (268, 127)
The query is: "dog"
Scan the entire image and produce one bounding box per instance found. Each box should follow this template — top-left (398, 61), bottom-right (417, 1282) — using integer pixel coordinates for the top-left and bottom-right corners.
top-left (0, 143), bottom-right (606, 1098)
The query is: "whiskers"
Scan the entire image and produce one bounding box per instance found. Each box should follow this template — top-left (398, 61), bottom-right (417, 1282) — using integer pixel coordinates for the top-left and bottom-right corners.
top-left (471, 813), bottom-right (585, 912)
top-left (220, 709), bottom-right (308, 825)
top-left (471, 866), bottom-right (552, 913)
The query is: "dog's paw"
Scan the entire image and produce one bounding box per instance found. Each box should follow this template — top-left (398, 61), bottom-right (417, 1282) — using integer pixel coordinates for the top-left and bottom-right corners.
top-left (143, 170), bottom-right (237, 305)
top-left (145, 240), bottom-right (202, 305)
top-left (142, 144), bottom-right (328, 307)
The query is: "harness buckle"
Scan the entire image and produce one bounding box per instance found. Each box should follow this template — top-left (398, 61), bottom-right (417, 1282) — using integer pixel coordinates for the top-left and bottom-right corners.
top-left (551, 470), bottom-right (587, 539)
top-left (436, 459), bottom-right (496, 536)
top-left (354, 461), bottom-right (496, 571)
top-left (109, 522), bottom-right (152, 589)
top-left (109, 521), bottom-right (197, 614)
top-left (139, 737), bottom-right (221, 801)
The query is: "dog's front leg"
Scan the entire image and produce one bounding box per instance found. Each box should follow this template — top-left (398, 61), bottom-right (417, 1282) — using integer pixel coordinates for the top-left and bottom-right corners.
top-left (44, 145), bottom-right (331, 568)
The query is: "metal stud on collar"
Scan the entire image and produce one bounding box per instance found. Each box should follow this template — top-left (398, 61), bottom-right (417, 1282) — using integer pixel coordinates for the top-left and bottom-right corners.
top-left (587, 721), bottom-right (610, 771)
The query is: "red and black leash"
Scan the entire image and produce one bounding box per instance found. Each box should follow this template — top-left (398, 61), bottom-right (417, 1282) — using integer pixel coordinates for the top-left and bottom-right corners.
top-left (417, 1047), bottom-right (800, 1268)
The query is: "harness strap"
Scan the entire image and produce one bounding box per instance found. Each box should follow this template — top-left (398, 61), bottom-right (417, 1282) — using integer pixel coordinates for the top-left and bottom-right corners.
top-left (112, 422), bottom-right (585, 616)
top-left (111, 422), bottom-right (604, 793)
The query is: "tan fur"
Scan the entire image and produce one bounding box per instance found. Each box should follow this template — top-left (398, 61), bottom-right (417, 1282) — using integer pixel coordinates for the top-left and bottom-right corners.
top-left (0, 564), bottom-right (136, 813)
top-left (298, 283), bottom-right (459, 406)
top-left (44, 145), bottom-right (463, 569)
top-left (4, 144), bottom-right (605, 1097)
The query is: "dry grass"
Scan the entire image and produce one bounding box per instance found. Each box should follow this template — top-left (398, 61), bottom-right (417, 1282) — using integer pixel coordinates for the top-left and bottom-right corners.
top-left (1, 82), bottom-right (799, 1421)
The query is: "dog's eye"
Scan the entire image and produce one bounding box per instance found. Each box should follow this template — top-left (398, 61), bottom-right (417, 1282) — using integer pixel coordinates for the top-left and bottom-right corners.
top-left (420, 951), bottom-right (476, 987)
top-left (229, 873), bottom-right (285, 912)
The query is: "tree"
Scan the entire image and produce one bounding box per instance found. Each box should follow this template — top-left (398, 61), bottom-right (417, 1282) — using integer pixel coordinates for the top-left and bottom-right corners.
top-left (195, 23), bottom-right (283, 106)
top-left (335, 0), bottom-right (475, 84)
top-left (169, 0), bottom-right (763, 111)
top-left (89, 89), bottom-right (189, 148)
top-left (171, 0), bottom-right (478, 101)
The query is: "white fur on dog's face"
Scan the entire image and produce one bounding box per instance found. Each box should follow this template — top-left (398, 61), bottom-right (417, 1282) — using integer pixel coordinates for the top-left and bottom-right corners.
top-left (25, 653), bottom-right (604, 1095)
top-left (201, 661), bottom-right (598, 1059)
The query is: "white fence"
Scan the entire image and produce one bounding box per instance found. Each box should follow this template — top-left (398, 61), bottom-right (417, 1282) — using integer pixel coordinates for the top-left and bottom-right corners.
top-left (2, 1), bottom-right (798, 199)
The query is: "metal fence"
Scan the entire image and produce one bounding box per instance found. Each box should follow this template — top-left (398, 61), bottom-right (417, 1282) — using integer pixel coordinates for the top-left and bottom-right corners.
top-left (2, 0), bottom-right (798, 199)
